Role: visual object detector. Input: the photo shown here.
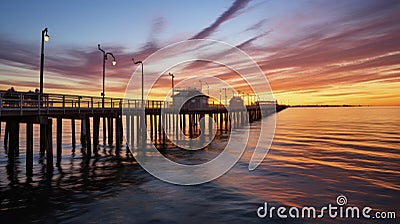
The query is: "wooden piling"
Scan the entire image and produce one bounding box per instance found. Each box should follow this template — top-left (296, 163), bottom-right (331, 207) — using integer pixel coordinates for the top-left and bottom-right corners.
top-left (149, 114), bottom-right (153, 141)
top-left (162, 113), bottom-right (166, 146)
top-left (158, 114), bottom-right (162, 143)
top-left (136, 114), bottom-right (140, 147)
top-left (224, 112), bottom-right (228, 133)
top-left (174, 113), bottom-right (178, 141)
top-left (56, 117), bottom-right (62, 165)
top-left (103, 117), bottom-right (107, 145)
top-left (71, 118), bottom-right (76, 150)
top-left (182, 114), bottom-right (186, 133)
top-left (219, 113), bottom-right (223, 134)
top-left (130, 115), bottom-right (135, 149)
top-left (85, 116), bottom-right (92, 157)
top-left (116, 116), bottom-right (121, 153)
top-left (108, 117), bottom-right (113, 146)
top-left (4, 121), bottom-right (9, 149)
top-left (153, 114), bottom-right (157, 143)
top-left (7, 121), bottom-right (19, 158)
top-left (93, 116), bottom-right (100, 153)
top-left (189, 114), bottom-right (193, 138)
top-left (46, 119), bottom-right (53, 171)
top-left (119, 115), bottom-right (123, 145)
top-left (40, 123), bottom-right (46, 156)
top-left (26, 122), bottom-right (33, 176)
top-left (126, 115), bottom-right (130, 146)
top-left (80, 119), bottom-right (87, 148)
top-left (208, 113), bottom-right (213, 136)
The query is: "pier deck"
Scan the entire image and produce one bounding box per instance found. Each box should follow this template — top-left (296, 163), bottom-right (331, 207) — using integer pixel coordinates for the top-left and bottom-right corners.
top-left (0, 91), bottom-right (286, 175)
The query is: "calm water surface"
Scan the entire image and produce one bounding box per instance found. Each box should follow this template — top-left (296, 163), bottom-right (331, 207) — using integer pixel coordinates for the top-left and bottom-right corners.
top-left (0, 107), bottom-right (399, 223)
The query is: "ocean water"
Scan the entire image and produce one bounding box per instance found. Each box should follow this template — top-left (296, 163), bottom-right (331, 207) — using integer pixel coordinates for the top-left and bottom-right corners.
top-left (0, 107), bottom-right (399, 223)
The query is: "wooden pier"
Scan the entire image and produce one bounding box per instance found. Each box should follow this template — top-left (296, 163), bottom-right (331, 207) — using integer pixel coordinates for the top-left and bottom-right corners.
top-left (0, 90), bottom-right (286, 175)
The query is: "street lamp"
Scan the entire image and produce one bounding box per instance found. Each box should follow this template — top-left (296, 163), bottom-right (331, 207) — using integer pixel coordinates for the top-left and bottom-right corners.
top-left (40, 28), bottom-right (50, 94)
top-left (169, 72), bottom-right (174, 97)
top-left (219, 89), bottom-right (222, 105)
top-left (220, 88), bottom-right (227, 105)
top-left (224, 88), bottom-right (227, 105)
top-left (98, 44), bottom-right (116, 108)
top-left (133, 58), bottom-right (145, 146)
top-left (132, 58), bottom-right (144, 109)
top-left (205, 82), bottom-right (209, 95)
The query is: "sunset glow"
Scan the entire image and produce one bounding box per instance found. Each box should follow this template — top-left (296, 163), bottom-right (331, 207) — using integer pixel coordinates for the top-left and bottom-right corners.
top-left (0, 0), bottom-right (399, 105)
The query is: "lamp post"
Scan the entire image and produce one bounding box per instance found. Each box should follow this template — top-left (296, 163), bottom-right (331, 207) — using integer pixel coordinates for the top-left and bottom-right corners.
top-left (133, 58), bottom-right (145, 146)
top-left (199, 80), bottom-right (203, 93)
top-left (224, 88), bottom-right (227, 105)
top-left (98, 44), bottom-right (116, 108)
top-left (132, 58), bottom-right (144, 109)
top-left (40, 28), bottom-right (50, 94)
top-left (169, 72), bottom-right (174, 97)
top-left (219, 89), bottom-right (222, 105)
top-left (205, 82), bottom-right (209, 95)
top-left (220, 88), bottom-right (227, 105)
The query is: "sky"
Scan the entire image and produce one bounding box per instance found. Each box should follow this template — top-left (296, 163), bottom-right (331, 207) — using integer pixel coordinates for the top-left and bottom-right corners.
top-left (0, 0), bottom-right (399, 105)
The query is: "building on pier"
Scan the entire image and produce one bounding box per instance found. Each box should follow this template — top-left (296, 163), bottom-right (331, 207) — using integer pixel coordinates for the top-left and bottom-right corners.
top-left (229, 96), bottom-right (245, 109)
top-left (171, 88), bottom-right (209, 110)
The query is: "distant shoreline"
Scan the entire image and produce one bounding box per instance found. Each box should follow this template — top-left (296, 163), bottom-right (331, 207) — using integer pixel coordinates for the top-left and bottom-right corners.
top-left (287, 104), bottom-right (364, 107)
top-left (286, 105), bottom-right (399, 107)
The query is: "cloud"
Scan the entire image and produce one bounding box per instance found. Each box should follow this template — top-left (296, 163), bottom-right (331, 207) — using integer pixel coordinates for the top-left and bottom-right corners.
top-left (243, 18), bottom-right (268, 33)
top-left (235, 30), bottom-right (272, 50)
top-left (190, 0), bottom-right (251, 39)
top-left (1, 0), bottom-right (400, 105)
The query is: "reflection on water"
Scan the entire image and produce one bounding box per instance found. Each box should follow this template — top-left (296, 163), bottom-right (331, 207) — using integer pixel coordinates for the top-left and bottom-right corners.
top-left (0, 107), bottom-right (399, 223)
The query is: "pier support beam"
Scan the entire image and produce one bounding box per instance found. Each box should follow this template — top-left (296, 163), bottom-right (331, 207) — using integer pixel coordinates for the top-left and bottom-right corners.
top-left (7, 120), bottom-right (19, 158)
top-left (93, 116), bottom-right (100, 154)
top-left (162, 113), bottom-right (166, 146)
top-left (158, 114), bottom-right (162, 142)
top-left (136, 115), bottom-right (140, 147)
top-left (103, 117), bottom-right (107, 146)
top-left (130, 115), bottom-right (135, 149)
top-left (46, 118), bottom-right (53, 172)
top-left (189, 114), bottom-right (193, 138)
top-left (108, 117), bottom-right (113, 146)
top-left (71, 118), bottom-right (76, 150)
top-left (56, 117), bottom-right (62, 165)
top-left (40, 123), bottom-right (46, 156)
top-left (3, 121), bottom-right (9, 149)
top-left (154, 114), bottom-right (158, 143)
top-left (224, 112), bottom-right (228, 133)
top-left (119, 115), bottom-right (123, 145)
top-left (85, 116), bottom-right (92, 157)
top-left (126, 115), bottom-right (130, 146)
top-left (116, 116), bottom-right (121, 154)
top-left (149, 114), bottom-right (153, 141)
top-left (219, 113), bottom-right (223, 134)
top-left (26, 122), bottom-right (33, 177)
top-left (80, 119), bottom-right (87, 149)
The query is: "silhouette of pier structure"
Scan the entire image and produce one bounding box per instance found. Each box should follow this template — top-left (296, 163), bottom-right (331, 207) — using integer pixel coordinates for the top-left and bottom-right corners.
top-left (0, 89), bottom-right (286, 175)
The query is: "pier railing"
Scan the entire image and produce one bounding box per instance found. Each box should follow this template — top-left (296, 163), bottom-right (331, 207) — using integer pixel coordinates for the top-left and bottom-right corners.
top-left (0, 91), bottom-right (277, 116)
top-left (0, 91), bottom-right (169, 116)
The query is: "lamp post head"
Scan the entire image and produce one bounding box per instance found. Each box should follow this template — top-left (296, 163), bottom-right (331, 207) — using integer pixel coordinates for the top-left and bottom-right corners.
top-left (132, 58), bottom-right (142, 65)
top-left (43, 28), bottom-right (50, 42)
top-left (112, 60), bottom-right (117, 66)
